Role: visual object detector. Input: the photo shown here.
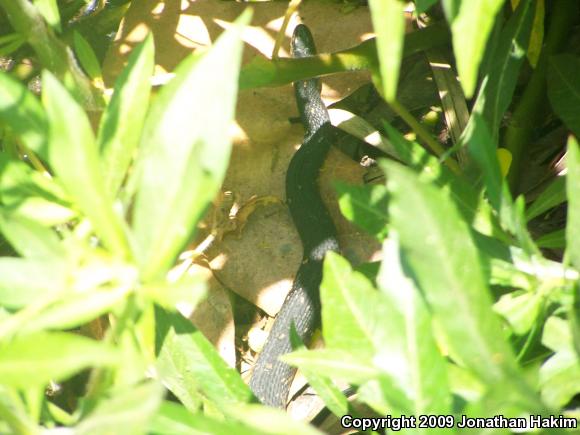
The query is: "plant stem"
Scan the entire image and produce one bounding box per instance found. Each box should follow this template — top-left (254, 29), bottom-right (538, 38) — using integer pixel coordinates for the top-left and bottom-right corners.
top-left (0, 0), bottom-right (101, 109)
top-left (505, 0), bottom-right (576, 192)
top-left (390, 99), bottom-right (461, 175)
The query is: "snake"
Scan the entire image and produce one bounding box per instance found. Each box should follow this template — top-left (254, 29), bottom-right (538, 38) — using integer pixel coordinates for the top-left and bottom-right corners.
top-left (249, 24), bottom-right (340, 408)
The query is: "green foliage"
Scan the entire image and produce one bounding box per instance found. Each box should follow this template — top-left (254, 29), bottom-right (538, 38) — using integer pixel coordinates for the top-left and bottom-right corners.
top-left (0, 0), bottom-right (579, 432)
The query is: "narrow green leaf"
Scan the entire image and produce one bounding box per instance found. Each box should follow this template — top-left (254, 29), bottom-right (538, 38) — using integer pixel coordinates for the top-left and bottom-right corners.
top-left (283, 349), bottom-right (379, 385)
top-left (155, 307), bottom-right (253, 410)
top-left (548, 55), bottom-right (580, 138)
top-left (0, 332), bottom-right (118, 388)
top-left (415, 0), bottom-right (438, 13)
top-left (73, 31), bottom-right (102, 81)
top-left (0, 72), bottom-right (47, 158)
top-left (224, 404), bottom-right (323, 435)
top-left (535, 228), bottom-right (565, 249)
top-left (0, 386), bottom-right (37, 435)
top-left (449, 0), bottom-right (506, 97)
top-left (321, 252), bottom-right (391, 357)
top-left (132, 10), bottom-right (251, 281)
top-left (0, 213), bottom-right (64, 261)
top-left (526, 176), bottom-right (566, 221)
top-left (98, 35), bottom-right (154, 197)
top-left (76, 381), bottom-right (164, 435)
top-left (0, 257), bottom-right (66, 309)
top-left (467, 0), bottom-right (534, 141)
top-left (494, 291), bottom-right (543, 335)
top-left (465, 114), bottom-right (503, 210)
top-left (566, 137), bottom-right (580, 270)
top-left (335, 182), bottom-right (389, 240)
top-left (369, 0), bottom-right (406, 101)
top-left (383, 161), bottom-right (518, 383)
top-left (540, 316), bottom-right (580, 408)
top-left (42, 71), bottom-right (130, 258)
top-left (20, 286), bottom-right (132, 334)
top-left (288, 328), bottom-right (349, 419)
top-left (152, 402), bottom-right (259, 435)
top-left (33, 0), bottom-right (61, 32)
top-left (377, 234), bottom-right (452, 417)
top-left (0, 34), bottom-right (25, 56)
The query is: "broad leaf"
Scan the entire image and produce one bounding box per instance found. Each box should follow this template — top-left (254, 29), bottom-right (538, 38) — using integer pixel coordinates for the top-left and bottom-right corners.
top-left (383, 161), bottom-right (518, 383)
top-left (548, 55), bottom-right (580, 138)
top-left (73, 31), bottom-right (102, 81)
top-left (526, 176), bottom-right (566, 221)
top-left (131, 11), bottom-right (251, 281)
top-left (76, 381), bottom-right (164, 435)
top-left (283, 349), bottom-right (379, 385)
top-left (467, 0), bottom-right (534, 141)
top-left (369, 0), bottom-right (406, 102)
top-left (42, 71), bottom-right (130, 258)
top-left (0, 332), bottom-right (118, 388)
top-left (449, 0), bottom-right (506, 98)
top-left (224, 404), bottom-right (323, 435)
top-left (98, 35), bottom-right (154, 197)
top-left (0, 257), bottom-right (66, 309)
top-left (320, 252), bottom-right (389, 356)
top-left (566, 137), bottom-right (580, 270)
top-left (0, 72), bottom-right (47, 158)
top-left (152, 402), bottom-right (259, 435)
top-left (155, 307), bottom-right (252, 410)
top-left (336, 182), bottom-right (389, 240)
top-left (377, 234), bottom-right (452, 417)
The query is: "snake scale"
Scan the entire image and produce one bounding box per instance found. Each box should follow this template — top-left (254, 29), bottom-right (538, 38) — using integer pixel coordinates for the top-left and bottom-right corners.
top-left (249, 24), bottom-right (340, 408)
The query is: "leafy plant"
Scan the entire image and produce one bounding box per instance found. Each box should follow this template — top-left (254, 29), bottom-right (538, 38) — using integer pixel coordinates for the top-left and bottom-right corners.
top-left (0, 0), bottom-right (579, 433)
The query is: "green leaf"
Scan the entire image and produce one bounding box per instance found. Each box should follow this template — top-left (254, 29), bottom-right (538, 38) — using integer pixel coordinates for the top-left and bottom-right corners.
top-left (155, 307), bottom-right (252, 410)
top-left (20, 285), bottom-right (133, 334)
top-left (0, 332), bottom-right (118, 389)
top-left (535, 228), bottom-right (565, 249)
top-left (0, 33), bottom-right (25, 57)
top-left (0, 213), bottom-right (65, 261)
top-left (540, 316), bottom-right (580, 408)
top-left (73, 31), bottom-right (102, 81)
top-left (42, 71), bottom-right (130, 258)
top-left (152, 402), bottom-right (259, 435)
top-left (494, 291), bottom-right (543, 335)
top-left (377, 234), bottom-right (452, 417)
top-left (467, 0), bottom-right (534, 141)
top-left (526, 176), bottom-right (566, 221)
top-left (75, 381), bottom-right (164, 435)
top-left (0, 257), bottom-right (66, 309)
top-left (224, 404), bottom-right (324, 435)
top-left (566, 137), bottom-right (580, 270)
top-left (464, 114), bottom-right (504, 210)
top-left (336, 182), bottom-right (389, 240)
top-left (449, 0), bottom-right (506, 98)
top-left (415, 0), bottom-right (438, 14)
top-left (33, 0), bottom-right (61, 32)
top-left (283, 349), bottom-right (379, 385)
top-left (288, 328), bottom-right (349, 419)
top-left (548, 55), bottom-right (580, 138)
top-left (98, 35), bottom-right (154, 197)
top-left (369, 0), bottom-right (406, 102)
top-left (0, 72), bottom-right (47, 159)
top-left (0, 385), bottom-right (37, 435)
top-left (320, 252), bottom-right (390, 357)
top-left (383, 161), bottom-right (518, 383)
top-left (131, 10), bottom-right (251, 281)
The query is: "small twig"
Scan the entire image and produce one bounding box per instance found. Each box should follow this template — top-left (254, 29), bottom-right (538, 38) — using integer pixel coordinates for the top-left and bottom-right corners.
top-left (272, 0), bottom-right (302, 60)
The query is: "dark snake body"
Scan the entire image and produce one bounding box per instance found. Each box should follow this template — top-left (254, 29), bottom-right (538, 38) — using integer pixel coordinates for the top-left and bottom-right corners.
top-left (249, 25), bottom-right (340, 408)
